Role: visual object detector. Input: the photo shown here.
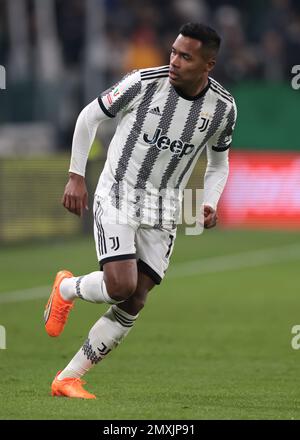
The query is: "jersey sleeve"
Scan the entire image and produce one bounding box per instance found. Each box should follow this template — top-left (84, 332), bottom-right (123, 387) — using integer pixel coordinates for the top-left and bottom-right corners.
top-left (208, 99), bottom-right (237, 152)
top-left (69, 98), bottom-right (108, 176)
top-left (98, 70), bottom-right (142, 118)
top-left (204, 148), bottom-right (229, 210)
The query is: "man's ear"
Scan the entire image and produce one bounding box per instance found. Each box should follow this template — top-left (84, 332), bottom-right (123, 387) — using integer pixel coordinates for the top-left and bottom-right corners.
top-left (206, 58), bottom-right (216, 73)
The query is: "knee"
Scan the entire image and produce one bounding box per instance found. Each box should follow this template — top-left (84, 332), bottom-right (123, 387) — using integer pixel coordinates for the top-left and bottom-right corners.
top-left (105, 275), bottom-right (137, 302)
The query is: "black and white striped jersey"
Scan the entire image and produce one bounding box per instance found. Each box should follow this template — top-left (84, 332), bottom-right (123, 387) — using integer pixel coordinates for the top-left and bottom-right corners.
top-left (82, 65), bottom-right (236, 228)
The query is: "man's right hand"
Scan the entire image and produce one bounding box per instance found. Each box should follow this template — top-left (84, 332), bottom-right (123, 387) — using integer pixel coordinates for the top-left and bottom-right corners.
top-left (62, 173), bottom-right (89, 217)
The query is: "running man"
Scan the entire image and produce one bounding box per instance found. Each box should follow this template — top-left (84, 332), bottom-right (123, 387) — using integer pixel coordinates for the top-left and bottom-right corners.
top-left (44, 22), bottom-right (237, 399)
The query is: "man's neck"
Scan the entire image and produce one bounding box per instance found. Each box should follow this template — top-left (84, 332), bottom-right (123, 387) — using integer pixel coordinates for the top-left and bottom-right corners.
top-left (174, 75), bottom-right (209, 100)
top-left (184, 75), bottom-right (209, 98)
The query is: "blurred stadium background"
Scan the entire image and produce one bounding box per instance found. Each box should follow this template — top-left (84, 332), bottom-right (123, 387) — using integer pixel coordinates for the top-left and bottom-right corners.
top-left (1, 0), bottom-right (300, 420)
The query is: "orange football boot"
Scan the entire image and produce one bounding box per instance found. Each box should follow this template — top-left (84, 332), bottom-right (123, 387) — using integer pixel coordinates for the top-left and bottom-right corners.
top-left (51, 371), bottom-right (96, 399)
top-left (44, 270), bottom-right (74, 337)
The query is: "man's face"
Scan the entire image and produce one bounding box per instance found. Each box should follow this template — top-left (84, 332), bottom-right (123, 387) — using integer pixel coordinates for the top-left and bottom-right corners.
top-left (169, 34), bottom-right (216, 91)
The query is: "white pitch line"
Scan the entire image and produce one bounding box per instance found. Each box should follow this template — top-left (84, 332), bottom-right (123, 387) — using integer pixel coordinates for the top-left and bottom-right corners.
top-left (167, 242), bottom-right (300, 279)
top-left (0, 285), bottom-right (51, 304)
top-left (0, 243), bottom-right (300, 304)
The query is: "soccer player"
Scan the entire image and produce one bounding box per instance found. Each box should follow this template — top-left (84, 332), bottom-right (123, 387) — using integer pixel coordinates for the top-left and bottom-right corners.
top-left (44, 23), bottom-right (237, 399)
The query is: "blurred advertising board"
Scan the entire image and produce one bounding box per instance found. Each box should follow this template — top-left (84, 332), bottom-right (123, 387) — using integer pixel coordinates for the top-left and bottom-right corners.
top-left (218, 151), bottom-right (300, 229)
top-left (0, 157), bottom-right (82, 242)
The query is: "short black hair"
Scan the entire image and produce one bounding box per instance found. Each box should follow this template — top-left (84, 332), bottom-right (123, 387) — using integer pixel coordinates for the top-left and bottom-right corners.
top-left (179, 23), bottom-right (221, 57)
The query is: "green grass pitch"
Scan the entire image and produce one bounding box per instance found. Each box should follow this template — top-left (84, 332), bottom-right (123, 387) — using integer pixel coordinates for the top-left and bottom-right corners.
top-left (0, 229), bottom-right (300, 420)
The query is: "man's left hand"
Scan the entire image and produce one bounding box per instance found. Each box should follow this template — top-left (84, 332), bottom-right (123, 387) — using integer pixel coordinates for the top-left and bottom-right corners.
top-left (204, 205), bottom-right (218, 229)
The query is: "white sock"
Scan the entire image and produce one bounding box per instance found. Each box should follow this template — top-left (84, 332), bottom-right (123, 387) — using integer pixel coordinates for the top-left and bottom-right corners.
top-left (57, 305), bottom-right (138, 380)
top-left (60, 271), bottom-right (120, 304)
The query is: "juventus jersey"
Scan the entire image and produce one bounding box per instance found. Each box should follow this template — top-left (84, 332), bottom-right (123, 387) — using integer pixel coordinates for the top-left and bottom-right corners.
top-left (71, 65), bottom-right (237, 229)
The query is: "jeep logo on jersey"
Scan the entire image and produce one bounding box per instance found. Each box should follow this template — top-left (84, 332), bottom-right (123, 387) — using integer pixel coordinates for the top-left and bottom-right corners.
top-left (143, 128), bottom-right (195, 158)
